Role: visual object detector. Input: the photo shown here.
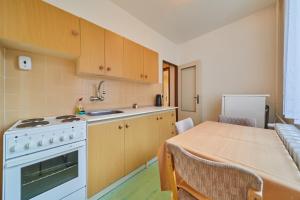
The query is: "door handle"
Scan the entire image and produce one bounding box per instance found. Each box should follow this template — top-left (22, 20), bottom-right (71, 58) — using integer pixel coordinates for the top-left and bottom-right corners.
top-left (194, 95), bottom-right (199, 104)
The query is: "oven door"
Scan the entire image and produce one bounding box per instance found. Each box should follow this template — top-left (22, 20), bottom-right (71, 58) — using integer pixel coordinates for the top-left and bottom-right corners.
top-left (3, 140), bottom-right (86, 200)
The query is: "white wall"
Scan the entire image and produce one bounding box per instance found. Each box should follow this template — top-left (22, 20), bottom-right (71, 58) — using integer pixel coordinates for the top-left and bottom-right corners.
top-left (45, 0), bottom-right (179, 83)
top-left (178, 6), bottom-right (276, 122)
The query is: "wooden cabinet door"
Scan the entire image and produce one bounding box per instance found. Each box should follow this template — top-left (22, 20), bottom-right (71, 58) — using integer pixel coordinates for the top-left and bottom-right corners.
top-left (0, 0), bottom-right (43, 48)
top-left (158, 111), bottom-right (176, 146)
top-left (87, 121), bottom-right (125, 198)
top-left (144, 114), bottom-right (160, 161)
top-left (123, 39), bottom-right (144, 81)
top-left (41, 2), bottom-right (80, 57)
top-left (124, 117), bottom-right (149, 174)
top-left (0, 0), bottom-right (80, 58)
top-left (78, 19), bottom-right (105, 75)
top-left (143, 47), bottom-right (159, 83)
top-left (105, 30), bottom-right (123, 77)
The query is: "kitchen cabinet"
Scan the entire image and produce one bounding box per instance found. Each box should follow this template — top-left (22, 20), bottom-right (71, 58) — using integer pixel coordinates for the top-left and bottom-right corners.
top-left (40, 2), bottom-right (80, 57)
top-left (78, 19), bottom-right (105, 76)
top-left (87, 110), bottom-right (176, 197)
top-left (123, 41), bottom-right (159, 83)
top-left (0, 0), bottom-right (80, 58)
top-left (124, 116), bottom-right (148, 173)
top-left (87, 121), bottom-right (125, 198)
top-left (143, 47), bottom-right (159, 83)
top-left (124, 115), bottom-right (160, 173)
top-left (105, 30), bottom-right (124, 78)
top-left (123, 39), bottom-right (144, 81)
top-left (144, 114), bottom-right (160, 160)
top-left (158, 111), bottom-right (176, 146)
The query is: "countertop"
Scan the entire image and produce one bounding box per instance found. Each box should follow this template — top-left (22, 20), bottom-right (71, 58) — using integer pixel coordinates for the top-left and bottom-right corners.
top-left (82, 106), bottom-right (177, 123)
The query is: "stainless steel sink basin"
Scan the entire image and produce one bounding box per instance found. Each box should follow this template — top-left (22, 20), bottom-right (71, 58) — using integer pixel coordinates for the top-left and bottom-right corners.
top-left (86, 110), bottom-right (124, 116)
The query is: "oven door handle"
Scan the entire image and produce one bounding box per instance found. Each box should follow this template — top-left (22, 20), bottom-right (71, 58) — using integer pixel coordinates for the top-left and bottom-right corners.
top-left (4, 140), bottom-right (86, 168)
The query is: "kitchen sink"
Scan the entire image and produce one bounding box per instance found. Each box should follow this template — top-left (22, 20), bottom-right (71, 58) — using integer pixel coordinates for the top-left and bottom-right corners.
top-left (86, 110), bottom-right (124, 116)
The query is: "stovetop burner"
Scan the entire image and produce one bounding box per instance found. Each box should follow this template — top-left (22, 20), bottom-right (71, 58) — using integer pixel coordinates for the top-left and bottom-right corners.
top-left (61, 117), bottom-right (81, 123)
top-left (21, 118), bottom-right (45, 123)
top-left (16, 121), bottom-right (50, 128)
top-left (56, 115), bottom-right (76, 120)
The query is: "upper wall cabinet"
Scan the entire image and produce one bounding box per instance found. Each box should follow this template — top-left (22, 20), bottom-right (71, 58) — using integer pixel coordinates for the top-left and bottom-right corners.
top-left (123, 39), bottom-right (144, 81)
top-left (123, 39), bottom-right (159, 83)
top-left (143, 47), bottom-right (159, 83)
top-left (0, 0), bottom-right (80, 58)
top-left (78, 19), bottom-right (105, 75)
top-left (105, 30), bottom-right (124, 78)
top-left (0, 0), bottom-right (159, 83)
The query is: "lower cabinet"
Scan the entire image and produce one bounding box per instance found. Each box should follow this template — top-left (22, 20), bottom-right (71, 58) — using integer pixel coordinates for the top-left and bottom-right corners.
top-left (158, 111), bottom-right (176, 146)
top-left (87, 120), bottom-right (125, 198)
top-left (87, 110), bottom-right (176, 198)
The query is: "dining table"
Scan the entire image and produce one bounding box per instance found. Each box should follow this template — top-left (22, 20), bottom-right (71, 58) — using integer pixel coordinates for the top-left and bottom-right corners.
top-left (158, 121), bottom-right (300, 200)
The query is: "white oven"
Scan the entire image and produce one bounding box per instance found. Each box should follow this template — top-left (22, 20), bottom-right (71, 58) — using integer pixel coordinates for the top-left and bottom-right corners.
top-left (3, 136), bottom-right (86, 200)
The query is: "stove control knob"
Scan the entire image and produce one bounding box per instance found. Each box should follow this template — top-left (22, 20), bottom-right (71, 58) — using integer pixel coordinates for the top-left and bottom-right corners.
top-left (24, 143), bottom-right (31, 150)
top-left (9, 145), bottom-right (16, 153)
top-left (37, 140), bottom-right (44, 147)
top-left (59, 136), bottom-right (65, 142)
top-left (69, 134), bottom-right (74, 140)
top-left (49, 138), bottom-right (54, 144)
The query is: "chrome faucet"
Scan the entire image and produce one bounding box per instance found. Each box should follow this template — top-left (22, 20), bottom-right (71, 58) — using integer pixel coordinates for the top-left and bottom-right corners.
top-left (90, 81), bottom-right (106, 102)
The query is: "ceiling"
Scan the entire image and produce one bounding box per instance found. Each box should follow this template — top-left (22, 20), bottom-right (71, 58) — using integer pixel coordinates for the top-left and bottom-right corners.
top-left (111, 0), bottom-right (276, 43)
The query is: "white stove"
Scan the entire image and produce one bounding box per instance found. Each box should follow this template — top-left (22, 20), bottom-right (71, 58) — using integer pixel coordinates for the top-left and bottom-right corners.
top-left (3, 115), bottom-right (87, 200)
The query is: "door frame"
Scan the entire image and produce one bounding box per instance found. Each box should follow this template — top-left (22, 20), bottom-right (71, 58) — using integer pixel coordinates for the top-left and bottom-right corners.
top-left (163, 60), bottom-right (178, 121)
top-left (163, 67), bottom-right (171, 106)
top-left (178, 60), bottom-right (202, 124)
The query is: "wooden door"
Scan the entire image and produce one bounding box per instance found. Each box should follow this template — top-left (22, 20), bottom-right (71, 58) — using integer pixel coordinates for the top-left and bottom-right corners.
top-left (123, 39), bottom-right (144, 81)
top-left (105, 30), bottom-right (124, 77)
top-left (87, 121), bottom-right (125, 198)
top-left (78, 19), bottom-right (105, 75)
top-left (41, 1), bottom-right (80, 57)
top-left (124, 117), bottom-right (148, 174)
top-left (143, 47), bottom-right (158, 83)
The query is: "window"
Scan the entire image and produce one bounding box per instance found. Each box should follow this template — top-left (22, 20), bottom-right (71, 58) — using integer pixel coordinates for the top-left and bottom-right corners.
top-left (283, 0), bottom-right (300, 124)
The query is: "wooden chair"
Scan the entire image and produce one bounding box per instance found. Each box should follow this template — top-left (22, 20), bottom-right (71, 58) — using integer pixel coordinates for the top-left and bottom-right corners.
top-left (175, 118), bottom-right (194, 134)
top-left (219, 115), bottom-right (256, 127)
top-left (166, 143), bottom-right (263, 200)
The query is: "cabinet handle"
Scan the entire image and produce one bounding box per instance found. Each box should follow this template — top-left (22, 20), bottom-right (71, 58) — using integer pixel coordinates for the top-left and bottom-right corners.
top-left (160, 117), bottom-right (163, 120)
top-left (99, 65), bottom-right (104, 71)
top-left (125, 124), bottom-right (130, 128)
top-left (118, 125), bottom-right (123, 130)
top-left (145, 75), bottom-right (148, 79)
top-left (140, 74), bottom-right (144, 78)
top-left (71, 30), bottom-right (79, 36)
top-left (157, 117), bottom-right (159, 120)
top-left (107, 67), bottom-right (111, 71)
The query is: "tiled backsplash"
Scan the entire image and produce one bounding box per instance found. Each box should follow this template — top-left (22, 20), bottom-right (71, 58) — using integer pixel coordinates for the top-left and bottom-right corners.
top-left (0, 48), bottom-right (162, 131)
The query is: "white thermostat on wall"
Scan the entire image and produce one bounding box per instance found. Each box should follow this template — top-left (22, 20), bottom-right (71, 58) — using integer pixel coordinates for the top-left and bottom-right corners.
top-left (18, 56), bottom-right (32, 70)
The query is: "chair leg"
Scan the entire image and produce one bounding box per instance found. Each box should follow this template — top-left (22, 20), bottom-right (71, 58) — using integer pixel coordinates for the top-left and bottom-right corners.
top-left (166, 152), bottom-right (179, 200)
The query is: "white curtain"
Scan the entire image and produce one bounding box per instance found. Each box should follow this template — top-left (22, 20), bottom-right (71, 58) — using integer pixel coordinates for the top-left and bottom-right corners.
top-left (284, 0), bottom-right (300, 124)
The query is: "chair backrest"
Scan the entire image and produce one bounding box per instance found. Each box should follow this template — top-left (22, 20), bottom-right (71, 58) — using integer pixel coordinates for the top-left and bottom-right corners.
top-left (175, 118), bottom-right (194, 134)
top-left (219, 115), bottom-right (256, 127)
top-left (167, 143), bottom-right (263, 200)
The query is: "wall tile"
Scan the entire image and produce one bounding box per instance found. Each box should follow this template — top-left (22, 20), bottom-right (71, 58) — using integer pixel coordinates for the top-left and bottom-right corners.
top-left (2, 49), bottom-right (162, 130)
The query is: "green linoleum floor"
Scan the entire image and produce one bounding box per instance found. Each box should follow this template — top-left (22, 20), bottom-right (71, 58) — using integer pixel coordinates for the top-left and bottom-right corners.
top-left (98, 162), bottom-right (171, 200)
